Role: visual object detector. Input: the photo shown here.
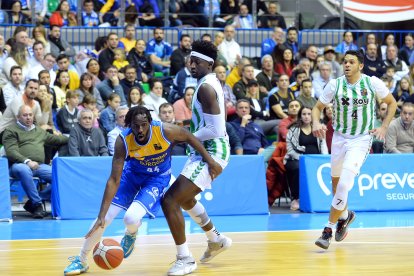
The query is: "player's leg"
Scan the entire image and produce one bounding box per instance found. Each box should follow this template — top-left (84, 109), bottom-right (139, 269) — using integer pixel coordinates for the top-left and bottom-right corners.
top-left (120, 202), bottom-right (146, 258)
top-left (64, 204), bottom-right (122, 275)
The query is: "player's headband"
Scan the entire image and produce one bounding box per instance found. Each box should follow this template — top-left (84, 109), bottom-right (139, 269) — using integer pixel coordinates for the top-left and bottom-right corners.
top-left (190, 51), bottom-right (214, 63)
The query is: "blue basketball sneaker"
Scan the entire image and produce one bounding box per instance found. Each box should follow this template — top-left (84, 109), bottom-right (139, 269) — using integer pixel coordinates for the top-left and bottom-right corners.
top-left (64, 256), bottom-right (89, 275)
top-left (121, 232), bottom-right (137, 258)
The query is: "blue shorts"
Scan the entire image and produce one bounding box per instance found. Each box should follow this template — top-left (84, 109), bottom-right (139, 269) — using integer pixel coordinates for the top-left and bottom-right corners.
top-left (112, 168), bottom-right (170, 218)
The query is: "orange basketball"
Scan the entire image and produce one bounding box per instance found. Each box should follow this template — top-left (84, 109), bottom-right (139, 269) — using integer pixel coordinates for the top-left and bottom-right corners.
top-left (93, 239), bottom-right (124, 270)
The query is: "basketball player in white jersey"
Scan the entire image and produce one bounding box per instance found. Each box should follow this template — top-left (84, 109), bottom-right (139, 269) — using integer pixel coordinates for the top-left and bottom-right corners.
top-left (162, 40), bottom-right (231, 275)
top-left (312, 50), bottom-right (397, 250)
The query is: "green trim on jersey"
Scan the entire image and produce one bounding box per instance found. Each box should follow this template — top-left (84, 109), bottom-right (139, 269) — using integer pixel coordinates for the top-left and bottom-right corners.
top-left (334, 78), bottom-right (341, 132)
top-left (359, 78), bottom-right (368, 134)
top-left (341, 78), bottom-right (349, 134)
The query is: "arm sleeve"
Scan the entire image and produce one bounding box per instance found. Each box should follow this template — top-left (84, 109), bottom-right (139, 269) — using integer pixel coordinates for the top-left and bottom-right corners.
top-left (193, 113), bottom-right (226, 142)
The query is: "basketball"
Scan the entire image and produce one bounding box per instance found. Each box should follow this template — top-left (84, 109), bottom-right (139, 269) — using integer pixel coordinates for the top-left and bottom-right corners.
top-left (93, 239), bottom-right (124, 270)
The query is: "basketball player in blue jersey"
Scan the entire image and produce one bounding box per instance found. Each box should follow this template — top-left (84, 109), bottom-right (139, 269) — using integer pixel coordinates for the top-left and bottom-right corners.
top-left (312, 50), bottom-right (397, 250)
top-left (64, 106), bottom-right (222, 275)
top-left (162, 40), bottom-right (232, 276)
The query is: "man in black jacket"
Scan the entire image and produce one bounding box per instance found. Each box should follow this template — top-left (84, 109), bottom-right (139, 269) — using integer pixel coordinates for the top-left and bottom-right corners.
top-left (169, 34), bottom-right (191, 76)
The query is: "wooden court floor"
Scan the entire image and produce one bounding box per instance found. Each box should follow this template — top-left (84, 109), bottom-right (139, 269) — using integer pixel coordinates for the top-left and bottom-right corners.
top-left (0, 228), bottom-right (413, 276)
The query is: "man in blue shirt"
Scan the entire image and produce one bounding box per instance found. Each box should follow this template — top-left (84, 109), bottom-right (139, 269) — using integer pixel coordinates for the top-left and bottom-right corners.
top-left (146, 28), bottom-right (173, 75)
top-left (261, 26), bottom-right (284, 57)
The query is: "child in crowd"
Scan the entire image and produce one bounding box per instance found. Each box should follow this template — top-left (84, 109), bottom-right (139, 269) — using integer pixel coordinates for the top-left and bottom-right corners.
top-left (99, 93), bottom-right (121, 133)
top-left (56, 90), bottom-right (79, 136)
top-left (113, 48), bottom-right (129, 70)
top-left (78, 94), bottom-right (100, 129)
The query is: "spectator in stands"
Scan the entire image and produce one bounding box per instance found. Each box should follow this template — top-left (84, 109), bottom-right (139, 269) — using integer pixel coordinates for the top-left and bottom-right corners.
top-left (361, 32), bottom-right (378, 54)
top-left (127, 39), bottom-right (152, 83)
top-left (274, 48), bottom-right (296, 78)
top-left (169, 56), bottom-right (197, 103)
top-left (28, 41), bottom-right (45, 67)
top-left (304, 45), bottom-right (318, 73)
top-left (311, 55), bottom-right (326, 80)
top-left (363, 43), bottom-right (386, 78)
top-left (100, 93), bottom-right (121, 133)
top-left (28, 53), bottom-right (57, 85)
top-left (380, 33), bottom-right (396, 61)
top-left (297, 79), bottom-right (317, 109)
top-left (146, 28), bottom-right (172, 75)
top-left (226, 57), bottom-right (251, 89)
top-left (127, 86), bottom-right (143, 108)
top-left (219, 0), bottom-right (239, 26)
top-left (56, 90), bottom-right (79, 136)
top-left (178, 0), bottom-right (208, 27)
top-left (2, 66), bottom-right (24, 107)
top-left (384, 102), bottom-right (414, 153)
top-left (278, 100), bottom-right (301, 142)
top-left (214, 65), bottom-right (237, 118)
top-left (31, 25), bottom-right (50, 54)
top-left (384, 45), bottom-right (409, 81)
top-left (99, 0), bottom-right (121, 26)
top-left (372, 102), bottom-right (388, 153)
top-left (96, 66), bottom-right (127, 106)
top-left (76, 72), bottom-right (104, 111)
top-left (0, 79), bottom-right (42, 138)
top-left (143, 79), bottom-right (167, 121)
top-left (81, 0), bottom-right (100, 27)
top-left (312, 62), bottom-right (332, 99)
top-left (323, 45), bottom-right (343, 79)
top-left (86, 58), bottom-right (105, 86)
top-left (289, 68), bottom-right (308, 97)
top-left (226, 122), bottom-right (243, 155)
top-left (13, 26), bottom-right (33, 56)
top-left (233, 64), bottom-right (256, 100)
top-left (173, 86), bottom-right (193, 126)
top-left (35, 84), bottom-right (55, 132)
top-left (107, 106), bottom-right (128, 155)
top-left (2, 42), bottom-right (29, 85)
top-left (170, 34), bottom-right (191, 76)
top-left (399, 33), bottom-right (413, 65)
top-left (231, 4), bottom-right (256, 29)
top-left (112, 48), bottom-right (129, 71)
top-left (284, 106), bottom-right (328, 211)
top-left (134, 0), bottom-right (163, 27)
top-left (3, 105), bottom-right (68, 218)
top-left (256, 55), bottom-right (278, 96)
top-left (283, 27), bottom-right (300, 61)
top-left (269, 74), bottom-right (295, 120)
top-left (120, 65), bottom-right (143, 99)
top-left (56, 54), bottom-right (80, 91)
top-left (99, 32), bottom-right (119, 73)
top-left (295, 58), bottom-right (312, 80)
top-left (218, 25), bottom-right (241, 68)
top-left (393, 76), bottom-right (412, 111)
top-left (68, 108), bottom-right (108, 156)
top-left (257, 1), bottom-right (285, 29)
top-left (230, 99), bottom-right (268, 155)
top-left (49, 0), bottom-right (77, 26)
top-left (38, 70), bottom-right (58, 112)
top-left (53, 70), bottom-right (71, 109)
top-left (244, 80), bottom-right (267, 120)
top-left (48, 25), bottom-right (76, 59)
top-left (261, 26), bottom-right (284, 58)
top-left (78, 94), bottom-right (100, 129)
top-left (7, 0), bottom-right (30, 24)
top-left (335, 31), bottom-right (358, 56)
top-left (119, 24), bottom-right (136, 53)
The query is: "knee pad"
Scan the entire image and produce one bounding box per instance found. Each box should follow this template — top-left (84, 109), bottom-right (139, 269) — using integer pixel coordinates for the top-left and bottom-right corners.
top-left (331, 168), bottom-right (355, 211)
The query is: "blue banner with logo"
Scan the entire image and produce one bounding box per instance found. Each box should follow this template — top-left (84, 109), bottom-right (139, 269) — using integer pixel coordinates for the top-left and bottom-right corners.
top-left (300, 154), bottom-right (414, 212)
top-left (52, 155), bottom-right (268, 219)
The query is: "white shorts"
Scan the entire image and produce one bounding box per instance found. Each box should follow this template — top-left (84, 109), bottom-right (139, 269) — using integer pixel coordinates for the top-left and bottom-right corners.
top-left (180, 155), bottom-right (228, 191)
top-left (331, 132), bottom-right (373, 177)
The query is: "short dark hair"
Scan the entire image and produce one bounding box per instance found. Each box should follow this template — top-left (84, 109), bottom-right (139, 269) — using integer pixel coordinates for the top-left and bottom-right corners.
top-left (287, 26), bottom-right (298, 34)
top-left (300, 78), bottom-right (312, 87)
top-left (125, 106), bottom-right (152, 127)
top-left (25, 79), bottom-right (39, 88)
top-left (180, 34), bottom-right (191, 41)
top-left (191, 39), bottom-right (218, 63)
top-left (10, 65), bottom-right (22, 75)
top-left (345, 49), bottom-right (364, 64)
top-left (56, 54), bottom-right (69, 62)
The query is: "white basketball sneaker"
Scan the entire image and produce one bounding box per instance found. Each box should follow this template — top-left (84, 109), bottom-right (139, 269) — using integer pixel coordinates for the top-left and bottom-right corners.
top-left (167, 254), bottom-right (197, 275)
top-left (200, 235), bottom-right (232, 263)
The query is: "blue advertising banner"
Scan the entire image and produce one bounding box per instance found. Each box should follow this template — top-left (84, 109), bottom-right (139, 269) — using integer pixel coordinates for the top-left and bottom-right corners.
top-left (0, 158), bottom-right (11, 221)
top-left (52, 155), bottom-right (268, 219)
top-left (300, 154), bottom-right (414, 212)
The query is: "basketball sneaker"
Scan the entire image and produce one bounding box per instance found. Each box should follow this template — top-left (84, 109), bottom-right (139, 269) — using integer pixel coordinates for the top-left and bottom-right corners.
top-left (335, 210), bottom-right (356, 242)
top-left (64, 256), bottom-right (89, 275)
top-left (200, 235), bottom-right (232, 263)
top-left (315, 227), bottom-right (333, 250)
top-left (167, 254), bottom-right (197, 275)
top-left (120, 232), bottom-right (137, 258)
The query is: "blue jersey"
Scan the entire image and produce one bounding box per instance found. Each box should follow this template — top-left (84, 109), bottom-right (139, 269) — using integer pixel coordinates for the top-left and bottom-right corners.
top-left (120, 121), bottom-right (172, 175)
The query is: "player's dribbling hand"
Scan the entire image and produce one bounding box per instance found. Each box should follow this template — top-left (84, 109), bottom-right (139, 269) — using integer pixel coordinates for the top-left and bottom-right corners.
top-left (312, 122), bottom-right (327, 139)
top-left (85, 217), bottom-right (105, 238)
top-left (208, 161), bottom-right (223, 181)
top-left (369, 126), bottom-right (387, 141)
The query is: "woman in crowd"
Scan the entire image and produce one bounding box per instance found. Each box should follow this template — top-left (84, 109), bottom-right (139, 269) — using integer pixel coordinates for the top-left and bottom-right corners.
top-left (32, 24), bottom-right (51, 54)
top-left (49, 0), bottom-right (77, 26)
top-left (274, 47), bottom-right (296, 78)
top-left (2, 42), bottom-right (29, 82)
top-left (54, 70), bottom-right (71, 109)
top-left (284, 106), bottom-right (328, 211)
top-left (76, 72), bottom-right (104, 111)
top-left (127, 39), bottom-right (152, 82)
top-left (173, 86), bottom-right (194, 126)
top-left (127, 86), bottom-right (143, 108)
top-left (86, 58), bottom-right (105, 86)
top-left (143, 79), bottom-right (167, 121)
top-left (7, 0), bottom-right (30, 24)
top-left (380, 33), bottom-right (396, 61)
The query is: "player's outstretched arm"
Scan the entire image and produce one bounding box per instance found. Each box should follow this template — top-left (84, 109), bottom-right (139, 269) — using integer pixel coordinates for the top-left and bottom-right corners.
top-left (85, 136), bottom-right (126, 238)
top-left (164, 123), bottom-right (222, 180)
top-left (312, 100), bottom-right (328, 139)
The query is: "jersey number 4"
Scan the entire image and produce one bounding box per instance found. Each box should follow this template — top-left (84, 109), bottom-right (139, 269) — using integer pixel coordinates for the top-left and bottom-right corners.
top-left (351, 110), bottom-right (358, 120)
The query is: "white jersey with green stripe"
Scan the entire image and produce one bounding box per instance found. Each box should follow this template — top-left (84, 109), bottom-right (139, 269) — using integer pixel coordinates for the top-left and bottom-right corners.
top-left (189, 73), bottom-right (230, 161)
top-left (319, 74), bottom-right (389, 136)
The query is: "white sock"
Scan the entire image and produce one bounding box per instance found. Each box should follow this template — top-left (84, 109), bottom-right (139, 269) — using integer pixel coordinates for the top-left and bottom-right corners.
top-left (177, 242), bottom-right (191, 257)
top-left (79, 204), bottom-right (121, 263)
top-left (206, 227), bottom-right (221, 242)
top-left (325, 221), bottom-right (336, 229)
top-left (339, 210), bottom-right (349, 221)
